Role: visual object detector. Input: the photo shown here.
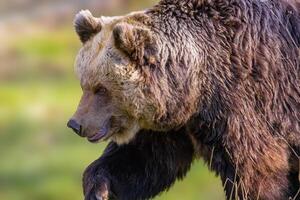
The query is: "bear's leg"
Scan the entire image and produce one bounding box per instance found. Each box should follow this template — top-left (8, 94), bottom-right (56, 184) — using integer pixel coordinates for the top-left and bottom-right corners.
top-left (83, 129), bottom-right (194, 200)
top-left (220, 171), bottom-right (294, 200)
top-left (218, 156), bottom-right (293, 200)
top-left (216, 148), bottom-right (292, 200)
top-left (199, 144), bottom-right (295, 200)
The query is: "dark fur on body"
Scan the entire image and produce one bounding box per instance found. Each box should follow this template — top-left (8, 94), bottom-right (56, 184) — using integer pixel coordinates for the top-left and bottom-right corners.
top-left (83, 0), bottom-right (300, 199)
top-left (83, 130), bottom-right (194, 200)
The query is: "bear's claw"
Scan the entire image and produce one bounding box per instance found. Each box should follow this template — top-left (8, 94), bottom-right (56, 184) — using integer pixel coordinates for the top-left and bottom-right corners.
top-left (84, 183), bottom-right (110, 200)
top-left (83, 165), bottom-right (111, 200)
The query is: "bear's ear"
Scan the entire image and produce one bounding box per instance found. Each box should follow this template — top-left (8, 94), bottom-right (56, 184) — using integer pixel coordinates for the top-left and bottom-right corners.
top-left (74, 10), bottom-right (102, 43)
top-left (113, 23), bottom-right (157, 65)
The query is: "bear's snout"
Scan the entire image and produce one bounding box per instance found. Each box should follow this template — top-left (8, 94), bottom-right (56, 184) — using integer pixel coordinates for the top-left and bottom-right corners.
top-left (67, 119), bottom-right (83, 137)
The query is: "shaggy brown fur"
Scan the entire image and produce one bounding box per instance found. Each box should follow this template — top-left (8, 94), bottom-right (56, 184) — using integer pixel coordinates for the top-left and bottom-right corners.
top-left (146, 0), bottom-right (300, 199)
top-left (68, 0), bottom-right (300, 199)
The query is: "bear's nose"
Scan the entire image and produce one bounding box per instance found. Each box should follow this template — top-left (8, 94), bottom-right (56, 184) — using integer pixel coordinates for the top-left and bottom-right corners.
top-left (67, 119), bottom-right (83, 137)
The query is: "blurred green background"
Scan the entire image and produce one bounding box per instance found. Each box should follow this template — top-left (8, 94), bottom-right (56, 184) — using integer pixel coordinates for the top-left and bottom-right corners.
top-left (0, 0), bottom-right (224, 199)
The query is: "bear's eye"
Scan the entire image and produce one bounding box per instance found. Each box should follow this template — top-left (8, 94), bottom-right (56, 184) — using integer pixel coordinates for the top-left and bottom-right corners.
top-left (94, 86), bottom-right (107, 95)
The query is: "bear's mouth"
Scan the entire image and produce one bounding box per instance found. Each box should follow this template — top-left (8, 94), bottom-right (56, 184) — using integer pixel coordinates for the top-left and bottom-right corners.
top-left (87, 130), bottom-right (107, 143)
top-left (87, 120), bottom-right (112, 143)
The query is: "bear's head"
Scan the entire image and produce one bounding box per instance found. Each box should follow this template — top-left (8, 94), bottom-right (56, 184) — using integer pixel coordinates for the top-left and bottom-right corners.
top-left (68, 10), bottom-right (200, 144)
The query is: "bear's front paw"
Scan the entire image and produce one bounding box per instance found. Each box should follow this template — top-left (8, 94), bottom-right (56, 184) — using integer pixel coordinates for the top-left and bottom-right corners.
top-left (83, 169), bottom-right (114, 200)
top-left (84, 180), bottom-right (109, 200)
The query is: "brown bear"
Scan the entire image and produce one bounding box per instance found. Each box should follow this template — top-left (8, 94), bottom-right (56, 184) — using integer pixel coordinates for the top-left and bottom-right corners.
top-left (67, 0), bottom-right (300, 199)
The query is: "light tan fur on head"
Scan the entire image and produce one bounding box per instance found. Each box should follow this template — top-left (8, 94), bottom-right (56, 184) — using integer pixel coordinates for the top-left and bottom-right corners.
top-left (71, 9), bottom-right (202, 145)
top-left (71, 10), bottom-right (163, 144)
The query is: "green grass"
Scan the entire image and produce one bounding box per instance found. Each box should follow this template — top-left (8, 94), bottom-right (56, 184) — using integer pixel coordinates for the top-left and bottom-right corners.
top-left (0, 27), bottom-right (224, 200)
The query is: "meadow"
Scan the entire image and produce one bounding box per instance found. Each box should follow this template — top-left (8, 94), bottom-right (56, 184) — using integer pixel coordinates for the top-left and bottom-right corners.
top-left (0, 9), bottom-right (224, 200)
